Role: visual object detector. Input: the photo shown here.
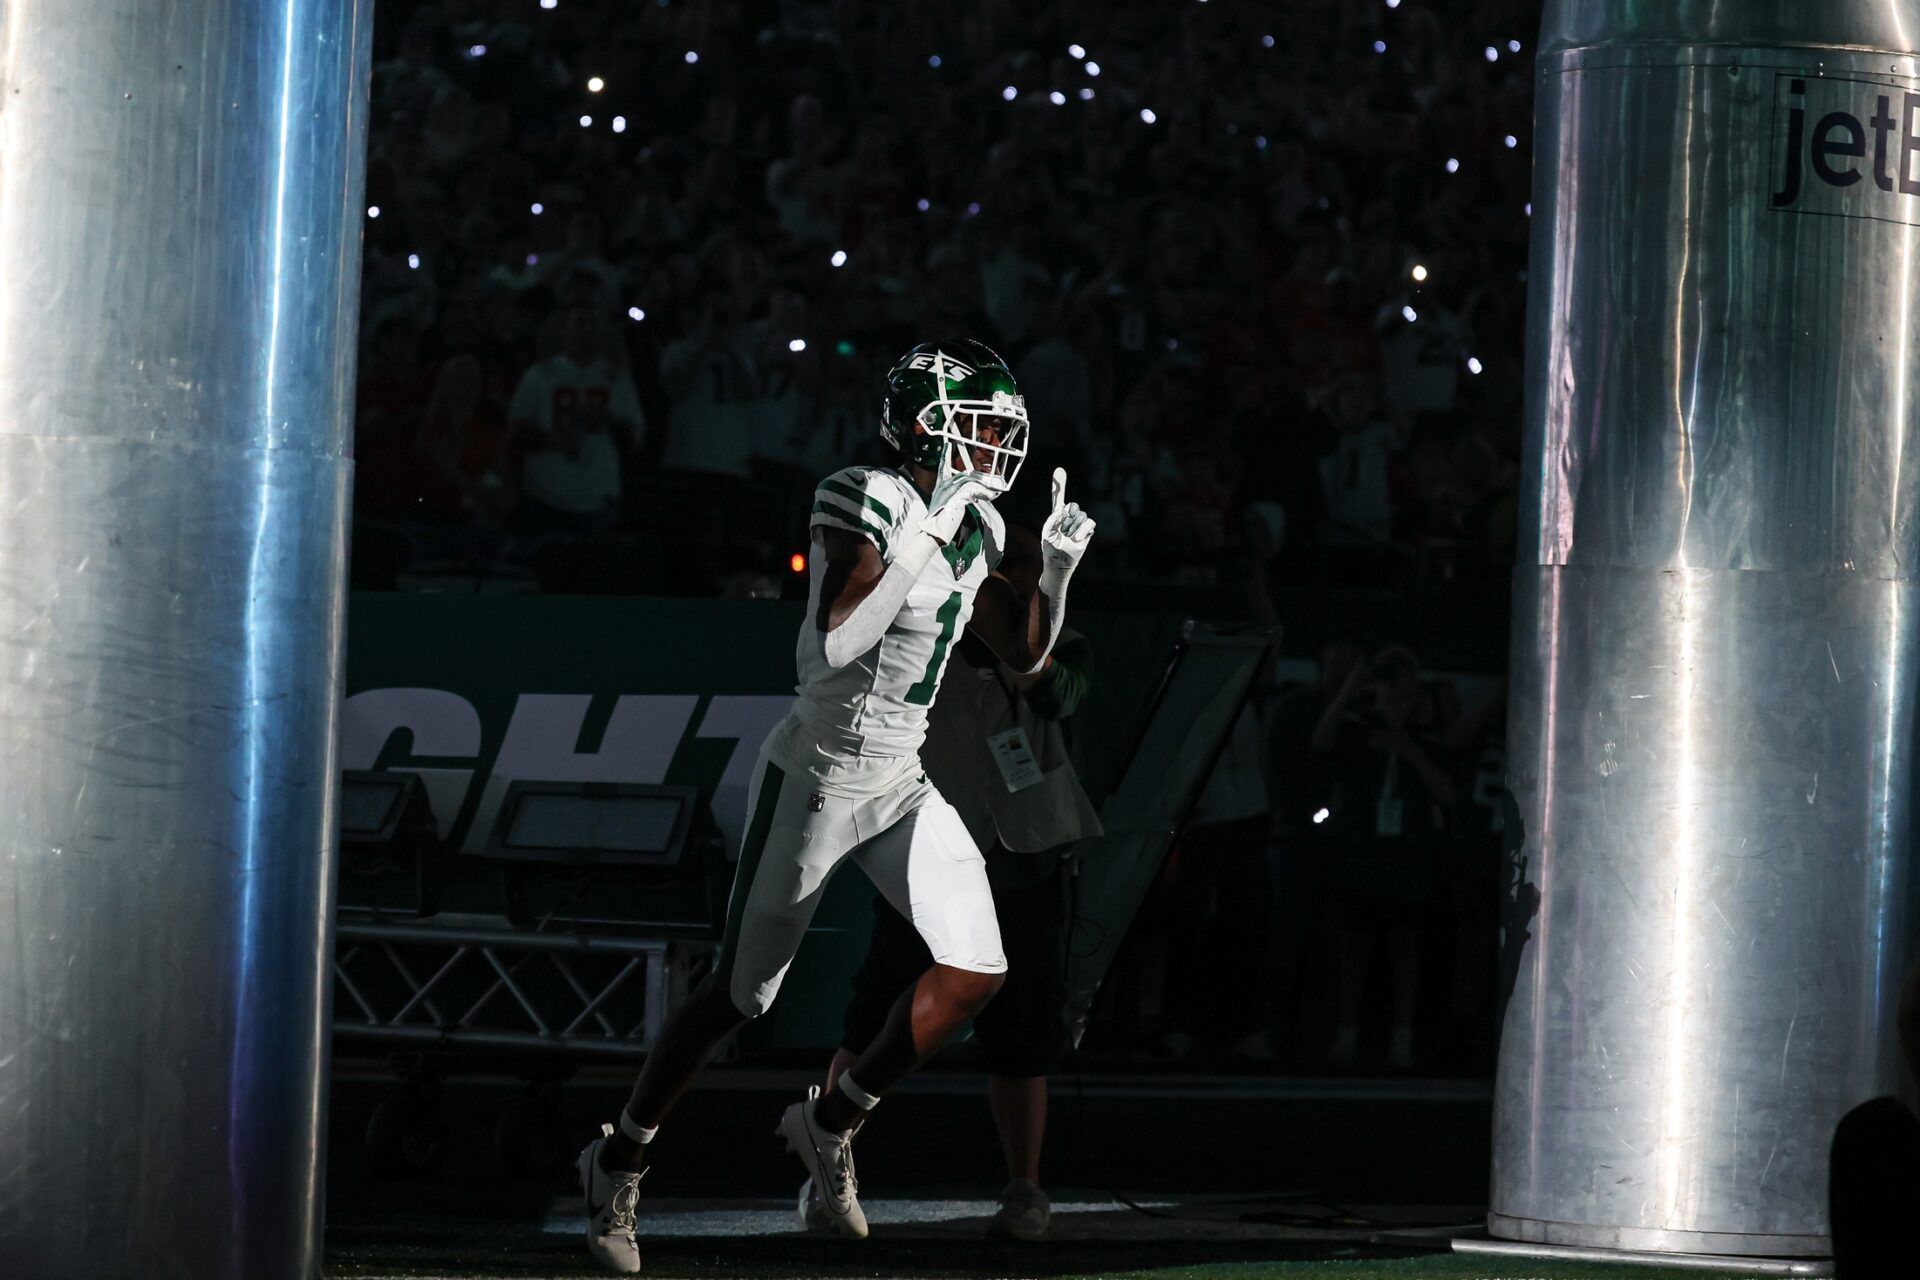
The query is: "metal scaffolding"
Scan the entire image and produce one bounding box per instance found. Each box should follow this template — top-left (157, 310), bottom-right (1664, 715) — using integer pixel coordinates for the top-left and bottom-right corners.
top-left (334, 918), bottom-right (704, 1057)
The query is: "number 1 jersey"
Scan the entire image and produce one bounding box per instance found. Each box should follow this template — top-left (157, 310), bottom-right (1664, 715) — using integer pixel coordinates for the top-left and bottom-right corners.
top-left (788, 465), bottom-right (1003, 766)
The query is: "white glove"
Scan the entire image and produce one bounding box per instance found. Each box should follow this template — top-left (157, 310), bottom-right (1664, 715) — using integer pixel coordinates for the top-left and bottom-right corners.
top-left (920, 471), bottom-right (997, 546)
top-left (1039, 467), bottom-right (1095, 582)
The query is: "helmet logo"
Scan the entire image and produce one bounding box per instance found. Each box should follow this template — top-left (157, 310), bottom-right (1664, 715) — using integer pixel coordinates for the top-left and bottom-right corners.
top-left (905, 351), bottom-right (976, 383)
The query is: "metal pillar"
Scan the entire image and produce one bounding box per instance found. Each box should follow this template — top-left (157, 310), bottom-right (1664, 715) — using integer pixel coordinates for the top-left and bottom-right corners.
top-left (0, 2), bottom-right (371, 1276)
top-left (1495, 0), bottom-right (1920, 1257)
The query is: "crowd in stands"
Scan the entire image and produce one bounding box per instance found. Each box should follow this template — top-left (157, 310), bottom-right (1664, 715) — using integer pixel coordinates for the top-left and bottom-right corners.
top-left (354, 0), bottom-right (1534, 648)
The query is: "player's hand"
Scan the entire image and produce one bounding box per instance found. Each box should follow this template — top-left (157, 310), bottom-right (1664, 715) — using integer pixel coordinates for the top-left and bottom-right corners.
top-left (921, 470), bottom-right (997, 545)
top-left (1040, 468), bottom-right (1095, 577)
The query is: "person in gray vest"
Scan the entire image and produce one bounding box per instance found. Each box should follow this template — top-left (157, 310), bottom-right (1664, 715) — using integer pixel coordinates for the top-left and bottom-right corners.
top-left (803, 522), bottom-right (1101, 1241)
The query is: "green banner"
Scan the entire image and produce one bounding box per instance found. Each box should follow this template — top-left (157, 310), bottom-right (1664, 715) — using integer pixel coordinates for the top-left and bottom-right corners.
top-left (343, 592), bottom-right (1185, 1048)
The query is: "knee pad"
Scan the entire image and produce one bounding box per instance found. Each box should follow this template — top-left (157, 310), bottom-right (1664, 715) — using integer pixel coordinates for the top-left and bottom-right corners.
top-left (932, 890), bottom-right (1007, 975)
top-left (727, 967), bottom-right (781, 1019)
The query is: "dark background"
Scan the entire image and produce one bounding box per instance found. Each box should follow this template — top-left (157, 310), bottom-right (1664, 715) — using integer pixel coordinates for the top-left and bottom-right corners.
top-left (354, 0), bottom-right (1535, 668)
top-left (335, 0), bottom-right (1545, 1201)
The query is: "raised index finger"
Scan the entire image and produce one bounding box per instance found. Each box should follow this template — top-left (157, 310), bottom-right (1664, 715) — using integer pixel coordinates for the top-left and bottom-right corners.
top-left (1050, 466), bottom-right (1067, 514)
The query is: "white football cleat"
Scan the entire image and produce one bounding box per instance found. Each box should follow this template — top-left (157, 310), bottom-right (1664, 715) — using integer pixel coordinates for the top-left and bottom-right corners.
top-left (991, 1178), bottom-right (1052, 1240)
top-left (775, 1086), bottom-right (868, 1239)
top-left (577, 1124), bottom-right (644, 1273)
top-left (796, 1176), bottom-right (835, 1234)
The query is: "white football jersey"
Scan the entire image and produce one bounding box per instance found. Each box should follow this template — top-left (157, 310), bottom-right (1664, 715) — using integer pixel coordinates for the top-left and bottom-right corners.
top-left (787, 464), bottom-right (1003, 764)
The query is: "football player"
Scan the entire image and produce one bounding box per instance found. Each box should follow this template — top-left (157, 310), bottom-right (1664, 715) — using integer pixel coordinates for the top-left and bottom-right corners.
top-left (576, 339), bottom-right (1095, 1272)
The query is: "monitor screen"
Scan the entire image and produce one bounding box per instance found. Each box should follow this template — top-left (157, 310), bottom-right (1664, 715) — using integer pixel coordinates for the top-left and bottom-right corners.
top-left (502, 792), bottom-right (685, 855)
top-left (340, 777), bottom-right (405, 839)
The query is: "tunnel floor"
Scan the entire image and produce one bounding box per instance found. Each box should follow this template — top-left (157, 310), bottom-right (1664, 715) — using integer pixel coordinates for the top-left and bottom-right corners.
top-left (323, 1193), bottom-right (1790, 1279)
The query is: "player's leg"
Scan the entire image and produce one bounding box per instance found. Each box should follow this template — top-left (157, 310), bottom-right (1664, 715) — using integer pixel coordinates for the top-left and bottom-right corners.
top-left (778, 788), bottom-right (1000, 1241)
top-left (814, 793), bottom-right (1007, 1133)
top-left (579, 974), bottom-right (745, 1273)
top-left (582, 756), bottom-right (853, 1272)
top-left (827, 893), bottom-right (932, 1102)
top-left (601, 756), bottom-right (852, 1170)
top-left (599, 979), bottom-right (744, 1168)
top-left (801, 894), bottom-right (932, 1231)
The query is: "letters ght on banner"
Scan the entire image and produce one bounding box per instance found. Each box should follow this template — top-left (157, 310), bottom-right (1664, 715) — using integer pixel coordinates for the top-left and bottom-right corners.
top-left (341, 688), bottom-right (792, 855)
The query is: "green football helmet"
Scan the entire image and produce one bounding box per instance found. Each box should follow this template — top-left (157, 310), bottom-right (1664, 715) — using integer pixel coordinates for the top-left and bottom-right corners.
top-left (881, 338), bottom-right (1030, 494)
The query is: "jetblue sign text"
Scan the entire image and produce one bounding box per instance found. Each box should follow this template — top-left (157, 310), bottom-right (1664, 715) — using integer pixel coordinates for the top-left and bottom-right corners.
top-left (1772, 72), bottom-right (1920, 226)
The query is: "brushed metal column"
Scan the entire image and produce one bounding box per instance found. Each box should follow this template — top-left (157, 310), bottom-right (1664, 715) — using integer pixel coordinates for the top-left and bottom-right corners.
top-left (0, 3), bottom-right (371, 1277)
top-left (1495, 1), bottom-right (1920, 1257)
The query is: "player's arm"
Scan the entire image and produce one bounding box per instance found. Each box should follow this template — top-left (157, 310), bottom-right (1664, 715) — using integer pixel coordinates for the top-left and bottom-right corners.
top-left (969, 468), bottom-right (1095, 674)
top-left (966, 573), bottom-right (1049, 671)
top-left (1024, 631), bottom-right (1092, 719)
top-left (812, 473), bottom-right (993, 669)
top-left (814, 526), bottom-right (891, 632)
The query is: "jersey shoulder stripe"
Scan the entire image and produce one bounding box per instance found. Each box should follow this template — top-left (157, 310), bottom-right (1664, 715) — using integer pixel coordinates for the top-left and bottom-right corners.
top-left (819, 475), bottom-right (894, 526)
top-left (813, 498), bottom-right (889, 556)
top-left (810, 466), bottom-right (917, 559)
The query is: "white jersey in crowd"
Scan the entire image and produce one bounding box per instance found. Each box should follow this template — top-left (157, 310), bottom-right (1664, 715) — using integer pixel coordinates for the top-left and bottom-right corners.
top-left (508, 354), bottom-right (646, 513)
top-left (784, 464), bottom-right (1003, 769)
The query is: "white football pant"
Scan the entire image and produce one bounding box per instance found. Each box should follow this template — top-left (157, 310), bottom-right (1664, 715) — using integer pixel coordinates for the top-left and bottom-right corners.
top-left (717, 748), bottom-right (1006, 1018)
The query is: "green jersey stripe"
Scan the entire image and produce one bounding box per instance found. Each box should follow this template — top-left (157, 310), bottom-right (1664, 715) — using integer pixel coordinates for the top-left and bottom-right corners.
top-left (819, 477), bottom-right (894, 526)
top-left (812, 499), bottom-right (890, 556)
top-left (941, 509), bottom-right (985, 573)
top-left (715, 759), bottom-right (787, 987)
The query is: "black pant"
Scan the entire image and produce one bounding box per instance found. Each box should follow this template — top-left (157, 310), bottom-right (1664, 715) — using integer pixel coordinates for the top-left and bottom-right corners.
top-left (843, 845), bottom-right (1071, 1078)
top-left (1832, 1095), bottom-right (1920, 1279)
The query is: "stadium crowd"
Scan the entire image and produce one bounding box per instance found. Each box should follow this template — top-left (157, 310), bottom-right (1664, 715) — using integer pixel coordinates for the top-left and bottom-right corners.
top-left (352, 0), bottom-right (1540, 1074)
top-left (354, 0), bottom-right (1532, 622)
